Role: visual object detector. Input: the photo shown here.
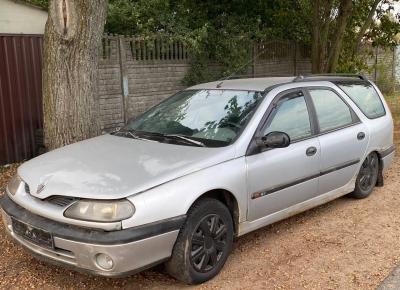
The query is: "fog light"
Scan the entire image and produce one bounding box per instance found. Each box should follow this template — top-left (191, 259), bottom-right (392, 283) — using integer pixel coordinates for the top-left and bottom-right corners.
top-left (95, 253), bottom-right (114, 270)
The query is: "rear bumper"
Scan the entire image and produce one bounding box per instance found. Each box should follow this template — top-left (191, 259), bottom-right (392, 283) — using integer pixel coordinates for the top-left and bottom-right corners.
top-left (381, 145), bottom-right (395, 172)
top-left (0, 195), bottom-right (184, 277)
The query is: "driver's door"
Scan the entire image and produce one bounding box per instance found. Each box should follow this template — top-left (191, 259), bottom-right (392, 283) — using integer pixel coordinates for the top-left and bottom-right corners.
top-left (246, 90), bottom-right (321, 221)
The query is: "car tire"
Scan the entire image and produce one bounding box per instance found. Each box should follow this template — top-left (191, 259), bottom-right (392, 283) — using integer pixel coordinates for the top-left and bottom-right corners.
top-left (349, 152), bottom-right (379, 199)
top-left (165, 198), bottom-right (234, 284)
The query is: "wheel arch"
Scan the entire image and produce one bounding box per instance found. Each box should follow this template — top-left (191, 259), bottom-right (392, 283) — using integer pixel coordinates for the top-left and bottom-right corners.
top-left (189, 189), bottom-right (240, 235)
top-left (361, 150), bottom-right (384, 187)
top-left (374, 150), bottom-right (384, 187)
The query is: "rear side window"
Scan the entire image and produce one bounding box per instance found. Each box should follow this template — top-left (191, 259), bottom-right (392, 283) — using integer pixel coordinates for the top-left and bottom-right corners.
top-left (336, 82), bottom-right (385, 119)
top-left (309, 89), bottom-right (353, 132)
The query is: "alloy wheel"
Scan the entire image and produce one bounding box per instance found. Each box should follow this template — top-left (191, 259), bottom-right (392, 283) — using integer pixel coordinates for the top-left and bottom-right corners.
top-left (190, 214), bottom-right (228, 273)
top-left (358, 153), bottom-right (378, 192)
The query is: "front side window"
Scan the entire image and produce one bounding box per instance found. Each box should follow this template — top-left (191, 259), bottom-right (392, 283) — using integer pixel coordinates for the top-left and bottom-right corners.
top-left (263, 92), bottom-right (312, 141)
top-left (123, 89), bottom-right (263, 147)
top-left (336, 81), bottom-right (385, 119)
top-left (309, 89), bottom-right (353, 132)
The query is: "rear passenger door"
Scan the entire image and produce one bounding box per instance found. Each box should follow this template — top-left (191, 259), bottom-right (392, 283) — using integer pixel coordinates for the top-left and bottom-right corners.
top-left (306, 88), bottom-right (369, 194)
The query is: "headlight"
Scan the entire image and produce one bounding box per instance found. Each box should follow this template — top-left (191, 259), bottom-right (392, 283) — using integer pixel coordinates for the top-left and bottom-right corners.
top-left (64, 199), bottom-right (135, 222)
top-left (7, 175), bottom-right (22, 196)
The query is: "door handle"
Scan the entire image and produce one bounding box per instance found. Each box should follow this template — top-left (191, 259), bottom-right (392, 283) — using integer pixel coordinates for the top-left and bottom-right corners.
top-left (306, 146), bottom-right (317, 156)
top-left (357, 132), bottom-right (365, 140)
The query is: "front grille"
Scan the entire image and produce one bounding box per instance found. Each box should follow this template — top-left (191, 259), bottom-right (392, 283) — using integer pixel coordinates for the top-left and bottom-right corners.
top-left (45, 196), bottom-right (78, 207)
top-left (24, 183), bottom-right (77, 207)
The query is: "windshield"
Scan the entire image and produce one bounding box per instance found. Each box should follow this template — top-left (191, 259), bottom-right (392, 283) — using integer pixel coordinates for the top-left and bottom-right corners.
top-left (122, 89), bottom-right (263, 147)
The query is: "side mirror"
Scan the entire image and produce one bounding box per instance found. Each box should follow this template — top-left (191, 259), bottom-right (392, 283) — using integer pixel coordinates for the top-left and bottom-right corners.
top-left (256, 131), bottom-right (290, 149)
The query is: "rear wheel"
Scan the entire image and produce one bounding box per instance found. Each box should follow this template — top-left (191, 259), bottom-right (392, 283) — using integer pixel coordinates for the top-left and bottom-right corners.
top-left (165, 198), bottom-right (234, 284)
top-left (349, 152), bottom-right (379, 199)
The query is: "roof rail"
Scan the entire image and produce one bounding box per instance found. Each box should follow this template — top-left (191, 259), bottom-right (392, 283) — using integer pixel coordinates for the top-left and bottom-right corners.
top-left (294, 73), bottom-right (368, 82)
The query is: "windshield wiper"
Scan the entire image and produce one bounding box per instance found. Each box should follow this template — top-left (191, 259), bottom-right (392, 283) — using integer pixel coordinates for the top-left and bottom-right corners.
top-left (112, 129), bottom-right (149, 141)
top-left (114, 129), bottom-right (206, 147)
top-left (163, 134), bottom-right (206, 147)
top-left (136, 131), bottom-right (206, 147)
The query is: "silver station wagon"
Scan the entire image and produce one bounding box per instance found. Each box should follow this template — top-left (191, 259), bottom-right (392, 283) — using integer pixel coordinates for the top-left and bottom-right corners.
top-left (1, 75), bottom-right (395, 284)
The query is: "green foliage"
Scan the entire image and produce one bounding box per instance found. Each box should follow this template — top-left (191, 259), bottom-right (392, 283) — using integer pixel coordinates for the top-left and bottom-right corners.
top-left (106, 0), bottom-right (177, 35)
top-left (27, 0), bottom-right (48, 8)
top-left (105, 0), bottom-right (309, 85)
top-left (340, 0), bottom-right (400, 72)
top-left (25, 0), bottom-right (400, 83)
top-left (370, 13), bottom-right (400, 47)
top-left (104, 0), bottom-right (399, 82)
top-left (336, 52), bottom-right (372, 74)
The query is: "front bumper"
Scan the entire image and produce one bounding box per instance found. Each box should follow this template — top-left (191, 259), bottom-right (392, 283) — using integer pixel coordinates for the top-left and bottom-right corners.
top-left (0, 195), bottom-right (184, 277)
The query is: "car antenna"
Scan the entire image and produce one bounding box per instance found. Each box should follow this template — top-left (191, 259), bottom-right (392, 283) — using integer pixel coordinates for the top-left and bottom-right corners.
top-left (215, 44), bottom-right (271, 88)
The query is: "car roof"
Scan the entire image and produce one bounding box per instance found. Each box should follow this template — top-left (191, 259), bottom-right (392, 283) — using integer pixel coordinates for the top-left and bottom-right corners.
top-left (186, 77), bottom-right (296, 92)
top-left (185, 75), bottom-right (369, 92)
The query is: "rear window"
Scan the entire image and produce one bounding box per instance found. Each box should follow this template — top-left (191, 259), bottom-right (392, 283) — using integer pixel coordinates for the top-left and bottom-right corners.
top-left (336, 82), bottom-right (386, 119)
top-left (309, 89), bottom-right (354, 132)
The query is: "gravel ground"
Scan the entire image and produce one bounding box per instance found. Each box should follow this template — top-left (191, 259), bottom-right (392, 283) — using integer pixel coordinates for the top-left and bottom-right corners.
top-left (0, 155), bottom-right (399, 290)
top-left (1, 98), bottom-right (400, 289)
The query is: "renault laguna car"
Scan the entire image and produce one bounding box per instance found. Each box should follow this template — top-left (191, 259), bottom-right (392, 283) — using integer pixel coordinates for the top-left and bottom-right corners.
top-left (0, 75), bottom-right (395, 284)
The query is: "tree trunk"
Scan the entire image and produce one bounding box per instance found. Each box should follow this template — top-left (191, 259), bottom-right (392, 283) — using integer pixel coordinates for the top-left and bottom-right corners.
top-left (311, 29), bottom-right (321, 73)
top-left (43, 0), bottom-right (107, 150)
top-left (311, 0), bottom-right (321, 73)
top-left (310, 0), bottom-right (334, 73)
top-left (318, 15), bottom-right (332, 72)
top-left (352, 0), bottom-right (381, 56)
top-left (326, 0), bottom-right (353, 72)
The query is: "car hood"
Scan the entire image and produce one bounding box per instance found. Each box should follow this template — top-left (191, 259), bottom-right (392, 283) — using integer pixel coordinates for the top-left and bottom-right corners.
top-left (18, 134), bottom-right (236, 200)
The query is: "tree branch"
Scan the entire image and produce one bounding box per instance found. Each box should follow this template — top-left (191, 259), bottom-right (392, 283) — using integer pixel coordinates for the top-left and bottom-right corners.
top-left (353, 0), bottom-right (381, 55)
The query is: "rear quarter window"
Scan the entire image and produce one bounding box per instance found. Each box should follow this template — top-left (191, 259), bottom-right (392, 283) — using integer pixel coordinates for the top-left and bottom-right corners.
top-left (336, 82), bottom-right (386, 119)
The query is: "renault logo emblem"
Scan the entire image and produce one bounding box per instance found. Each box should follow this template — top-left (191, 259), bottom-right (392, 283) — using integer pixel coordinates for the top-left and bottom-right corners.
top-left (35, 175), bottom-right (52, 195)
top-left (36, 183), bottom-right (46, 194)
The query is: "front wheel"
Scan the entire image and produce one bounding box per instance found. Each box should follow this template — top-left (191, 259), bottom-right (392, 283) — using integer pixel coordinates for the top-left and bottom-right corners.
top-left (165, 198), bottom-right (234, 284)
top-left (349, 152), bottom-right (379, 199)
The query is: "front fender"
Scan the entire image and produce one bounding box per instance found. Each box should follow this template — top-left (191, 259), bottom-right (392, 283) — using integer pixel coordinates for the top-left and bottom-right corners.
top-left (122, 157), bottom-right (247, 229)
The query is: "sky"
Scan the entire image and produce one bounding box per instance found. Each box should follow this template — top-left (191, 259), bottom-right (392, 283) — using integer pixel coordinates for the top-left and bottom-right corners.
top-left (391, 2), bottom-right (400, 15)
